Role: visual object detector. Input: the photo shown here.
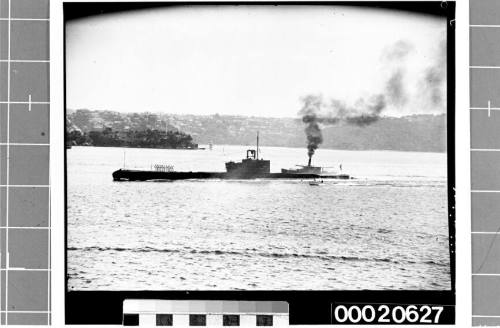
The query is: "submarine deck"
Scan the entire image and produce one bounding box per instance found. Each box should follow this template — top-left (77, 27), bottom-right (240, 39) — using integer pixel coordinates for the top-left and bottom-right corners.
top-left (112, 169), bottom-right (350, 181)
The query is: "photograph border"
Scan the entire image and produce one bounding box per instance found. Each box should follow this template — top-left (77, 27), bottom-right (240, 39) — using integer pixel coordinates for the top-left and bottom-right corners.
top-left (61, 1), bottom-right (456, 324)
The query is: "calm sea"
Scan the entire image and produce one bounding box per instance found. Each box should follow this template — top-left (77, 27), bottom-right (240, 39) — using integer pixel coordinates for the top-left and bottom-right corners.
top-left (67, 145), bottom-right (451, 290)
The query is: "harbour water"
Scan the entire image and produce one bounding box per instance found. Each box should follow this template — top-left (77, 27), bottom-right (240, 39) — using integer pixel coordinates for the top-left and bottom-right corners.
top-left (67, 145), bottom-right (451, 290)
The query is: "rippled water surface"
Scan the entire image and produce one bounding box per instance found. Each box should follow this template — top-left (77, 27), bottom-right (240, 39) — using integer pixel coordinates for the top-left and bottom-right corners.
top-left (67, 145), bottom-right (451, 290)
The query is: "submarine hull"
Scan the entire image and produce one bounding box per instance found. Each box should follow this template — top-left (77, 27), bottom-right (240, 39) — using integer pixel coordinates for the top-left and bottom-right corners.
top-left (112, 169), bottom-right (350, 181)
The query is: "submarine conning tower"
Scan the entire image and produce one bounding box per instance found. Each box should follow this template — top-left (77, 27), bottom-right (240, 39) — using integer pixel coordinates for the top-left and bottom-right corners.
top-left (224, 132), bottom-right (270, 178)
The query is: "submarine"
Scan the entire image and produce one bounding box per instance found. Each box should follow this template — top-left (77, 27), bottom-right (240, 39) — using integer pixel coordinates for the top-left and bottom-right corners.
top-left (112, 133), bottom-right (350, 181)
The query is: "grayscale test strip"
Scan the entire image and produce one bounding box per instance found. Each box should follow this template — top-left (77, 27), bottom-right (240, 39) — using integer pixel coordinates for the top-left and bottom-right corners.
top-left (0, 0), bottom-right (50, 325)
top-left (471, 0), bottom-right (500, 325)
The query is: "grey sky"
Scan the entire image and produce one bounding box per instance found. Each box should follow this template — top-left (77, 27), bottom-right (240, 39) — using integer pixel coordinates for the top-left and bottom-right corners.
top-left (66, 5), bottom-right (446, 118)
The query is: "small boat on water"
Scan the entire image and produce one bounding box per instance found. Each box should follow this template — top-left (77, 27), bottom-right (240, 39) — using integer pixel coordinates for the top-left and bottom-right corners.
top-left (282, 165), bottom-right (322, 174)
top-left (281, 157), bottom-right (349, 179)
top-left (309, 178), bottom-right (323, 186)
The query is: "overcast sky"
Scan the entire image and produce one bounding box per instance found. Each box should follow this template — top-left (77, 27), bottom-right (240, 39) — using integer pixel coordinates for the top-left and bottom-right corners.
top-left (66, 5), bottom-right (446, 118)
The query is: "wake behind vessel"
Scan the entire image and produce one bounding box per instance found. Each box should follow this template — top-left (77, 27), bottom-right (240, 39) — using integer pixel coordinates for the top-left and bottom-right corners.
top-left (112, 133), bottom-right (350, 181)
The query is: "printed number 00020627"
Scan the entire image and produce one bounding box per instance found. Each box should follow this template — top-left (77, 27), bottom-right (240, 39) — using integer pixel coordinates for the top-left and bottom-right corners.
top-left (333, 304), bottom-right (444, 324)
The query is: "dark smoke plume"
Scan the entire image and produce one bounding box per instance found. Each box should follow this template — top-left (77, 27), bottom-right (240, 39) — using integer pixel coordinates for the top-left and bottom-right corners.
top-left (300, 95), bottom-right (327, 158)
top-left (299, 40), bottom-right (413, 158)
top-left (299, 94), bottom-right (387, 158)
top-left (343, 95), bottom-right (386, 126)
top-left (385, 70), bottom-right (406, 107)
top-left (422, 37), bottom-right (446, 109)
top-left (382, 40), bottom-right (413, 107)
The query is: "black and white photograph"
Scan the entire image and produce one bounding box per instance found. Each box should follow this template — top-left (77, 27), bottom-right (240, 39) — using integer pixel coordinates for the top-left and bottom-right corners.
top-left (65, 3), bottom-right (453, 292)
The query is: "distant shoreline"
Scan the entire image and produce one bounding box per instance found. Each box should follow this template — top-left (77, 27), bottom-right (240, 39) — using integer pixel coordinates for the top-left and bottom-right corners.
top-left (67, 144), bottom-right (204, 150)
top-left (67, 110), bottom-right (447, 153)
